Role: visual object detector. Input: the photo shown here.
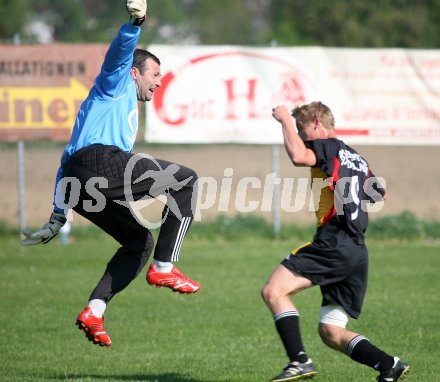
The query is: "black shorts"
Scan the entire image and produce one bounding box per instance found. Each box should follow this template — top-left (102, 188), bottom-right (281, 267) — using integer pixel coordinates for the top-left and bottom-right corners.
top-left (62, 145), bottom-right (197, 257)
top-left (281, 225), bottom-right (368, 319)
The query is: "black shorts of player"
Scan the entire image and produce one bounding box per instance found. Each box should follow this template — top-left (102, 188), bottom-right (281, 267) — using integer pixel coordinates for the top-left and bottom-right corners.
top-left (281, 224), bottom-right (368, 319)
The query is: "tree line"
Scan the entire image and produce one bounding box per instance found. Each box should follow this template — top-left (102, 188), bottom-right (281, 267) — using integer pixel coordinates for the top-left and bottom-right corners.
top-left (1, 0), bottom-right (439, 48)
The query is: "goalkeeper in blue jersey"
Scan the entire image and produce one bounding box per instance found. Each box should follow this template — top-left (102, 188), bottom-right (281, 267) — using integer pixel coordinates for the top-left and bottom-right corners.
top-left (22, 0), bottom-right (200, 347)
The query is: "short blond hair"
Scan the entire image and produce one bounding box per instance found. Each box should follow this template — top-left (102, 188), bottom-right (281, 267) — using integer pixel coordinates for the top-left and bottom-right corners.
top-left (291, 101), bottom-right (335, 130)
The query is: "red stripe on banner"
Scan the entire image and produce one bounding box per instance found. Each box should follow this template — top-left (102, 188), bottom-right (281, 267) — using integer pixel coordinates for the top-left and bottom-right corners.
top-left (335, 129), bottom-right (370, 136)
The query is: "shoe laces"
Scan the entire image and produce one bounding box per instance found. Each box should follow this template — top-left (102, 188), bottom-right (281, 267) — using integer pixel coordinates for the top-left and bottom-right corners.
top-left (90, 320), bottom-right (104, 331)
top-left (171, 267), bottom-right (186, 279)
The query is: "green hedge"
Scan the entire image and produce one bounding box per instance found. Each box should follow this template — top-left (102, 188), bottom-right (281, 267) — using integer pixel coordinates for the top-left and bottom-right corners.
top-left (367, 211), bottom-right (440, 240)
top-left (189, 211), bottom-right (440, 241)
top-left (3, 211), bottom-right (440, 241)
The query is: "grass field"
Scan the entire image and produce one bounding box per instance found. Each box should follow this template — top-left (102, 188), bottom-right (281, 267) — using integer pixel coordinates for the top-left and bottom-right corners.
top-left (0, 221), bottom-right (439, 382)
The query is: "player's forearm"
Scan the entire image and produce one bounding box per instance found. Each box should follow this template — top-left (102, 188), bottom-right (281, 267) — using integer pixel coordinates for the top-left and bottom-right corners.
top-left (281, 120), bottom-right (309, 166)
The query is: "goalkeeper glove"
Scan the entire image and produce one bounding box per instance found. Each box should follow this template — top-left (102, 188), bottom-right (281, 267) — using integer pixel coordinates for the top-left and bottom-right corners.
top-left (127, 0), bottom-right (147, 25)
top-left (21, 212), bottom-right (67, 245)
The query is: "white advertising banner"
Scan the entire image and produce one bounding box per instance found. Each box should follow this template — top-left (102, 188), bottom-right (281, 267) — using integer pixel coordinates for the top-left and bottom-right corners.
top-left (146, 45), bottom-right (440, 145)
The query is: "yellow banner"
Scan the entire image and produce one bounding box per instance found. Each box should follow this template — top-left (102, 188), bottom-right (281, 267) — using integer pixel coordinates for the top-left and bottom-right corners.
top-left (0, 78), bottom-right (89, 129)
top-left (0, 43), bottom-right (107, 141)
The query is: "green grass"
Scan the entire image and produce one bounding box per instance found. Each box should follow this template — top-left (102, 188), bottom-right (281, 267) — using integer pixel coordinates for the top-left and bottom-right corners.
top-left (0, 226), bottom-right (438, 381)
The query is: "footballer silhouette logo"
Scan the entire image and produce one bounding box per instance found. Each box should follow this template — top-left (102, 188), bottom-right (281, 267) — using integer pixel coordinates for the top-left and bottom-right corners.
top-left (116, 153), bottom-right (194, 228)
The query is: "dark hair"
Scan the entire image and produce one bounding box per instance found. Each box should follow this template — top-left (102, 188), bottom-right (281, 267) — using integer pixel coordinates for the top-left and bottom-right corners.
top-left (133, 48), bottom-right (161, 74)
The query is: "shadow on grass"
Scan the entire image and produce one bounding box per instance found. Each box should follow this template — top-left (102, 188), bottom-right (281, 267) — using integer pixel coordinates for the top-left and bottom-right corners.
top-left (52, 373), bottom-right (230, 382)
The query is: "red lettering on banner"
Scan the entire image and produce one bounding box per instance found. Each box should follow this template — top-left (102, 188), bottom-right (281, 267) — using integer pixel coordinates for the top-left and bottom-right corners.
top-left (15, 100), bottom-right (43, 122)
top-left (0, 78), bottom-right (89, 129)
top-left (151, 50), bottom-right (313, 129)
top-left (0, 93), bottom-right (79, 125)
top-left (153, 72), bottom-right (186, 126)
top-left (224, 78), bottom-right (258, 120)
top-left (48, 99), bottom-right (69, 123)
top-left (0, 92), bottom-right (8, 122)
top-left (153, 72), bottom-right (216, 126)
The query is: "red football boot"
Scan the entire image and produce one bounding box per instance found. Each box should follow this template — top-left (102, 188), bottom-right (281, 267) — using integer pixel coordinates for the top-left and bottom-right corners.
top-left (146, 264), bottom-right (200, 294)
top-left (76, 306), bottom-right (112, 347)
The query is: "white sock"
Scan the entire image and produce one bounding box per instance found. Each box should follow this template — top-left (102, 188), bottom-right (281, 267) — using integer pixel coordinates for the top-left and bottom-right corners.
top-left (87, 299), bottom-right (106, 318)
top-left (153, 260), bottom-right (173, 273)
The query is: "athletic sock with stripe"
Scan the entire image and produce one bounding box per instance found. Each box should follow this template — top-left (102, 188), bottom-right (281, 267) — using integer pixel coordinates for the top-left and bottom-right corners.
top-left (347, 335), bottom-right (394, 372)
top-left (274, 310), bottom-right (308, 363)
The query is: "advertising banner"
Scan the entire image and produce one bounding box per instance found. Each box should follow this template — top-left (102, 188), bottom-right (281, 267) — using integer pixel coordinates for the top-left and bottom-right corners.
top-left (0, 44), bottom-right (107, 141)
top-left (146, 46), bottom-right (440, 145)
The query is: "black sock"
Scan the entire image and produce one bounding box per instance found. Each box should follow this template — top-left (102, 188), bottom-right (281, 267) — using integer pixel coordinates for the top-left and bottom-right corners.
top-left (347, 335), bottom-right (394, 372)
top-left (274, 310), bottom-right (308, 363)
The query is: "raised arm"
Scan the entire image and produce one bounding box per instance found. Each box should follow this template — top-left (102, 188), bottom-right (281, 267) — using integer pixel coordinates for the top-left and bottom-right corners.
top-left (272, 105), bottom-right (317, 167)
top-left (95, 0), bottom-right (147, 97)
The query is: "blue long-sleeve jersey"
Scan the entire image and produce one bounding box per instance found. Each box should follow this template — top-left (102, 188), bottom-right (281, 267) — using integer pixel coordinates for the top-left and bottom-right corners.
top-left (53, 23), bottom-right (141, 213)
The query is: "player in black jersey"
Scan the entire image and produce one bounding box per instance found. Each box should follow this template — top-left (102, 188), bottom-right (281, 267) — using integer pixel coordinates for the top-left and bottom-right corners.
top-left (262, 102), bottom-right (409, 382)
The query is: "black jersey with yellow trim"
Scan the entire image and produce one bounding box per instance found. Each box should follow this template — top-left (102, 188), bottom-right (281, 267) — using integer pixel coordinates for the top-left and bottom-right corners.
top-left (305, 138), bottom-right (385, 244)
